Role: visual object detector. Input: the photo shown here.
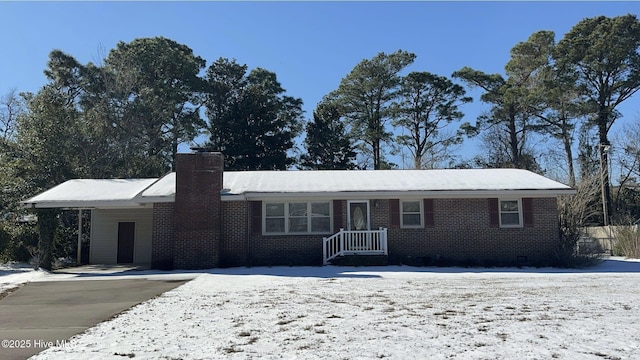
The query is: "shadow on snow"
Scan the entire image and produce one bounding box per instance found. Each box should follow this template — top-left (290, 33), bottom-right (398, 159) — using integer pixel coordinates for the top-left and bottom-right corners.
top-left (46, 257), bottom-right (640, 279)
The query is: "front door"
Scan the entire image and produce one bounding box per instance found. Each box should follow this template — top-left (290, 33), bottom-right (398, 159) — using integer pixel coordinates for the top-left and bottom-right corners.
top-left (348, 200), bottom-right (370, 231)
top-left (117, 222), bottom-right (135, 264)
top-left (347, 201), bottom-right (371, 251)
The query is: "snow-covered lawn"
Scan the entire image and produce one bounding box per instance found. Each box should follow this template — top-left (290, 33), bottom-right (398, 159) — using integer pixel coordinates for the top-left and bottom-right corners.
top-left (0, 262), bottom-right (46, 295)
top-left (25, 258), bottom-right (640, 360)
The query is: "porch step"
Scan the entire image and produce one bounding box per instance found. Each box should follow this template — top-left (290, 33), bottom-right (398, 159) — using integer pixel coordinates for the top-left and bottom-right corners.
top-left (328, 255), bottom-right (388, 266)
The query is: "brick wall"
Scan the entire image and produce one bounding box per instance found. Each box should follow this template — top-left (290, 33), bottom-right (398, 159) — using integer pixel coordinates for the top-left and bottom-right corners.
top-left (380, 198), bottom-right (560, 265)
top-left (151, 202), bottom-right (174, 269)
top-left (221, 201), bottom-right (249, 267)
top-left (219, 201), bottom-right (324, 266)
top-left (173, 152), bottom-right (223, 269)
top-left (217, 198), bottom-right (560, 267)
top-left (153, 186), bottom-right (560, 267)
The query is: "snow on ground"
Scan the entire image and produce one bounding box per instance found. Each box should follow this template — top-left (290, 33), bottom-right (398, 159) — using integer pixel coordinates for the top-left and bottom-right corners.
top-left (0, 262), bottom-right (46, 293)
top-left (31, 258), bottom-right (640, 360)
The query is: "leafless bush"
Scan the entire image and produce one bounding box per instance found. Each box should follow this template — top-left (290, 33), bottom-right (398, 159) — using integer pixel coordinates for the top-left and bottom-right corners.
top-left (612, 220), bottom-right (640, 259)
top-left (555, 175), bottom-right (603, 266)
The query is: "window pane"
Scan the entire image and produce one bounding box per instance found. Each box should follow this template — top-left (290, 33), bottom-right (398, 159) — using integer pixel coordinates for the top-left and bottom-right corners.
top-left (311, 202), bottom-right (330, 217)
top-left (311, 217), bottom-right (331, 232)
top-left (289, 217), bottom-right (308, 232)
top-left (266, 203), bottom-right (284, 217)
top-left (403, 214), bottom-right (421, 226)
top-left (402, 201), bottom-right (420, 213)
top-left (501, 213), bottom-right (520, 226)
top-left (289, 202), bottom-right (307, 216)
top-left (265, 218), bottom-right (285, 233)
top-left (500, 200), bottom-right (519, 212)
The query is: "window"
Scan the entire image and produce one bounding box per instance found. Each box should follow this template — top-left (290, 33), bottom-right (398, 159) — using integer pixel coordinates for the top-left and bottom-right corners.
top-left (264, 201), bottom-right (331, 234)
top-left (499, 199), bottom-right (522, 227)
top-left (401, 200), bottom-right (423, 228)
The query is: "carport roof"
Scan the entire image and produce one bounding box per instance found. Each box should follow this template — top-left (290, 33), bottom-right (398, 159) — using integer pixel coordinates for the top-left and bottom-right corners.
top-left (22, 178), bottom-right (158, 208)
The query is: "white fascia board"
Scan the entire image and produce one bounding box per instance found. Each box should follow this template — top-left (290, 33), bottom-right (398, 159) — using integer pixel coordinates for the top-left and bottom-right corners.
top-left (238, 189), bottom-right (576, 201)
top-left (113, 189), bottom-right (579, 204)
top-left (24, 201), bottom-right (152, 209)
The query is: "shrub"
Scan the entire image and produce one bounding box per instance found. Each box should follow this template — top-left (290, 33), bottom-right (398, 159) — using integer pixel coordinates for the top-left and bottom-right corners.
top-left (613, 224), bottom-right (640, 258)
top-left (554, 176), bottom-right (604, 268)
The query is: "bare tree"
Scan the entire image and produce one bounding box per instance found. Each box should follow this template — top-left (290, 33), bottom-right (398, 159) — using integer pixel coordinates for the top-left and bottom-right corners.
top-left (0, 89), bottom-right (24, 141)
top-left (556, 175), bottom-right (603, 265)
top-left (612, 120), bottom-right (640, 220)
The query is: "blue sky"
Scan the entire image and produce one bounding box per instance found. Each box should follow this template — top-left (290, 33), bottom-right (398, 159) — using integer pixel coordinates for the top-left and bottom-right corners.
top-left (2, 1), bottom-right (639, 171)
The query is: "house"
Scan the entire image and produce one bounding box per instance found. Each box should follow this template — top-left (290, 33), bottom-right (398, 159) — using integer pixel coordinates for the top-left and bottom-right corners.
top-left (23, 151), bottom-right (576, 269)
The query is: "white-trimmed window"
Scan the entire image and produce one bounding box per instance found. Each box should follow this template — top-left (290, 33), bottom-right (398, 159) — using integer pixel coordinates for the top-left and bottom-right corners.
top-left (264, 201), bottom-right (331, 234)
top-left (401, 200), bottom-right (423, 228)
top-left (499, 199), bottom-right (522, 228)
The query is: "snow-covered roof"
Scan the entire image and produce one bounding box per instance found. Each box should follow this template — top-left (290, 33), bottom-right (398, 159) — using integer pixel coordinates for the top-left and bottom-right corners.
top-left (23, 169), bottom-right (575, 208)
top-left (23, 179), bottom-right (158, 208)
top-left (140, 168), bottom-right (574, 201)
top-left (139, 172), bottom-right (175, 203)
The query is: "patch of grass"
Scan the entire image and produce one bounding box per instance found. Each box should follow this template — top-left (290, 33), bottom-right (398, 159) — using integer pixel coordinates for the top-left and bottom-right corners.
top-left (591, 352), bottom-right (621, 360)
top-left (0, 283), bottom-right (24, 300)
top-left (277, 319), bottom-right (295, 325)
top-left (114, 353), bottom-right (135, 358)
top-left (222, 345), bottom-right (243, 354)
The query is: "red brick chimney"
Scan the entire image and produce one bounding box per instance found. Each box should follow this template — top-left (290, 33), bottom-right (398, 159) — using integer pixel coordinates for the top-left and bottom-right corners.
top-left (173, 151), bottom-right (223, 269)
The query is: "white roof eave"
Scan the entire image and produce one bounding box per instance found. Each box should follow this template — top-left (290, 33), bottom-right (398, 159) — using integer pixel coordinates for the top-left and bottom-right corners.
top-left (24, 200), bottom-right (152, 209)
top-left (231, 189), bottom-right (576, 201)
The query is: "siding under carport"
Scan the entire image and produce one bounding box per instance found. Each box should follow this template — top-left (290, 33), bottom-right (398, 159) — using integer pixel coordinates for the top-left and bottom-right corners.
top-left (90, 208), bottom-right (153, 265)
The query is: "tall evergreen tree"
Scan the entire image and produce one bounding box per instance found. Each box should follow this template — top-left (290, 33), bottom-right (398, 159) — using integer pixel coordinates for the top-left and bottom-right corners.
top-left (506, 30), bottom-right (585, 186)
top-left (332, 50), bottom-right (416, 169)
top-left (103, 37), bottom-right (207, 175)
top-left (453, 66), bottom-right (540, 171)
top-left (205, 58), bottom-right (303, 170)
top-left (555, 14), bottom-right (640, 222)
top-left (392, 71), bottom-right (471, 169)
top-left (300, 100), bottom-right (356, 170)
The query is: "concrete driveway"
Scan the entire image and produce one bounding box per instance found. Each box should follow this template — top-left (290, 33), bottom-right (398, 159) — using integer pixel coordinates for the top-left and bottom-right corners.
top-left (0, 267), bottom-right (194, 360)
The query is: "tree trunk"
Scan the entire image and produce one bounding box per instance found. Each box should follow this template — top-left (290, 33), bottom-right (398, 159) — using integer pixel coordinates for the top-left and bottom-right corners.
top-left (562, 126), bottom-right (576, 188)
top-left (508, 111), bottom-right (519, 168)
top-left (598, 111), bottom-right (612, 225)
top-left (171, 136), bottom-right (178, 172)
top-left (373, 140), bottom-right (380, 170)
top-left (36, 208), bottom-right (58, 271)
top-left (414, 154), bottom-right (422, 170)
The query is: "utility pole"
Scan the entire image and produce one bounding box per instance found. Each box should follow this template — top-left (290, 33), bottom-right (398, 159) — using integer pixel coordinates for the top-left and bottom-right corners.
top-left (599, 143), bottom-right (612, 254)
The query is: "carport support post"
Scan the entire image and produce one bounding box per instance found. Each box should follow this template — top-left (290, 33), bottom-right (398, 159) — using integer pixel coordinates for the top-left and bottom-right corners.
top-left (77, 209), bottom-right (82, 265)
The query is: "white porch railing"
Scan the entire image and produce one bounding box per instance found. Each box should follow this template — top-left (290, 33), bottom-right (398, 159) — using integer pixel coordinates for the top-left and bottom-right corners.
top-left (323, 228), bottom-right (388, 265)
